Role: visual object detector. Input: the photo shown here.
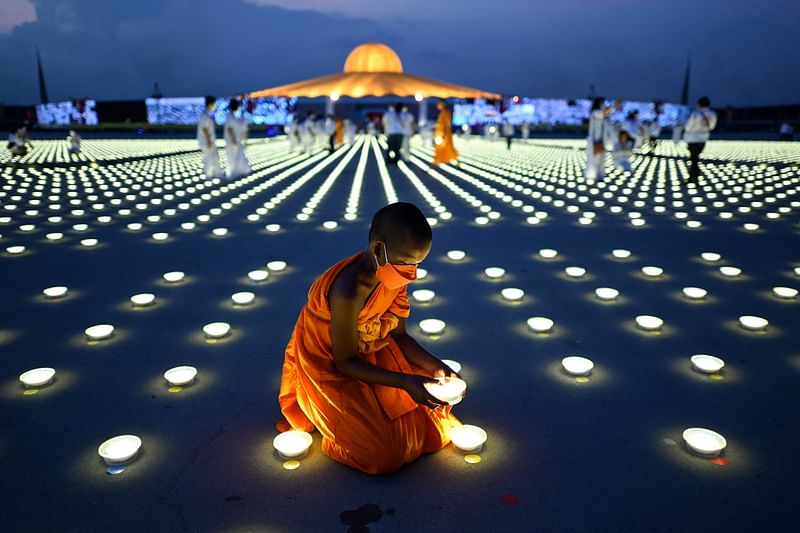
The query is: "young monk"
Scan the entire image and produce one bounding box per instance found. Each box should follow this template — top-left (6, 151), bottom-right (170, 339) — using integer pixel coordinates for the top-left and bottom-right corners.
top-left (278, 202), bottom-right (462, 474)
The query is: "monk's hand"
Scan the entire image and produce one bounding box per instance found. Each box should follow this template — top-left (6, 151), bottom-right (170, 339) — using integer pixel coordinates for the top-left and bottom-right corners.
top-left (402, 374), bottom-right (447, 410)
top-left (432, 363), bottom-right (467, 397)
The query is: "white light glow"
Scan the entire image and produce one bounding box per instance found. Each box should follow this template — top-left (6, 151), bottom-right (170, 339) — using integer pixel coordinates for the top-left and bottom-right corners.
top-left (612, 249), bottom-right (631, 259)
top-left (211, 227), bottom-right (229, 237)
top-left (635, 315), bottom-right (664, 331)
top-left (641, 266), bottom-right (663, 277)
top-left (152, 232), bottom-right (169, 241)
top-left (6, 245), bottom-right (26, 255)
top-left (539, 248), bottom-right (558, 259)
top-left (447, 250), bottom-right (466, 261)
top-left (527, 316), bottom-right (554, 333)
top-left (419, 319), bottom-right (446, 335)
top-left (416, 268), bottom-right (428, 280)
top-left (595, 287), bottom-right (619, 300)
top-left (450, 425), bottom-right (487, 453)
top-left (501, 288), bottom-right (524, 301)
top-left (203, 322), bottom-right (231, 338)
top-left (164, 366), bottom-right (197, 386)
top-left (265, 224), bottom-right (281, 232)
top-left (43, 286), bottom-right (68, 299)
top-left (738, 315), bottom-right (768, 331)
top-left (701, 252), bottom-right (722, 262)
top-left (412, 289), bottom-right (436, 303)
top-left (163, 271), bottom-right (185, 283)
top-left (248, 269), bottom-right (269, 282)
top-left (484, 267), bottom-right (505, 279)
top-left (19, 367), bottom-right (56, 388)
top-left (130, 293), bottom-right (155, 307)
top-left (565, 266), bottom-right (586, 278)
top-left (231, 291), bottom-right (256, 305)
top-left (682, 287), bottom-right (708, 300)
top-left (561, 356), bottom-right (594, 376)
top-left (442, 359), bottom-right (462, 373)
top-left (719, 266), bottom-right (742, 277)
top-left (772, 286), bottom-right (798, 299)
top-left (85, 324), bottom-right (114, 340)
top-left (682, 427), bottom-right (727, 457)
top-left (98, 435), bottom-right (142, 465)
top-left (322, 220), bottom-right (338, 230)
top-left (690, 354), bottom-right (725, 373)
top-left (267, 260), bottom-right (287, 272)
top-left (424, 377), bottom-right (467, 405)
top-left (273, 430), bottom-right (313, 459)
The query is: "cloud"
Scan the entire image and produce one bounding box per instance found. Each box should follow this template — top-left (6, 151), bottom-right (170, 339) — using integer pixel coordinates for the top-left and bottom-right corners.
top-left (0, 0), bottom-right (36, 33)
top-left (0, 0), bottom-right (798, 106)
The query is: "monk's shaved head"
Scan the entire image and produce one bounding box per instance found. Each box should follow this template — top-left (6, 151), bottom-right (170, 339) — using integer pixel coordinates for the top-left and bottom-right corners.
top-left (369, 202), bottom-right (432, 248)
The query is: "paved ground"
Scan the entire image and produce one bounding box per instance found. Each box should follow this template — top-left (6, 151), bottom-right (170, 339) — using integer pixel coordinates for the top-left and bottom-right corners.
top-left (1, 136), bottom-right (799, 532)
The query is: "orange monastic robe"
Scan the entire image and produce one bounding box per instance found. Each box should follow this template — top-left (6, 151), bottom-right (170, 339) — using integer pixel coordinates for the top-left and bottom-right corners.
top-left (279, 253), bottom-right (459, 474)
top-left (433, 107), bottom-right (459, 165)
top-left (335, 118), bottom-right (344, 146)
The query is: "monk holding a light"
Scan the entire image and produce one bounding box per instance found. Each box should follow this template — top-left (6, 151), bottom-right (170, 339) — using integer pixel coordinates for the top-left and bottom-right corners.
top-left (278, 202), bottom-right (462, 474)
top-left (432, 100), bottom-right (459, 166)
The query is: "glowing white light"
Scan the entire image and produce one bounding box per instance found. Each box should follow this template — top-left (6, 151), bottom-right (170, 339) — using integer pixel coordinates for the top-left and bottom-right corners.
top-left (682, 428), bottom-right (727, 457)
top-left (416, 268), bottom-right (428, 280)
top-left (98, 435), bottom-right (143, 465)
top-left (539, 248), bottom-right (558, 259)
top-left (231, 291), bottom-right (256, 305)
top-left (772, 286), bottom-right (797, 299)
top-left (442, 359), bottom-right (462, 373)
top-left (484, 267), bottom-right (505, 279)
top-left (424, 377), bottom-right (467, 405)
top-left (159, 270), bottom-right (184, 284)
top-left (595, 287), bottom-right (619, 300)
top-left (322, 220), bottom-right (338, 230)
top-left (500, 287), bottom-right (524, 301)
top-left (527, 316), bottom-right (554, 333)
top-left (273, 430), bottom-right (313, 459)
top-left (181, 222), bottom-right (196, 230)
top-left (641, 266), bottom-right (663, 277)
top-left (419, 319), bottom-right (446, 335)
top-left (203, 322), bottom-right (231, 338)
top-left (612, 249), bottom-right (631, 259)
top-left (565, 266), bottom-right (586, 278)
top-left (682, 287), bottom-right (708, 300)
top-left (701, 252), bottom-right (721, 262)
top-left (265, 224), bottom-right (281, 232)
top-left (19, 367), bottom-right (56, 388)
top-left (267, 260), bottom-right (287, 272)
top-left (690, 354), bottom-right (725, 373)
top-left (127, 223), bottom-right (143, 231)
top-left (164, 366), bottom-right (197, 386)
top-left (151, 232), bottom-right (169, 242)
top-left (635, 315), bottom-right (664, 331)
top-left (46, 232), bottom-right (63, 241)
top-left (561, 356), bottom-right (594, 376)
top-left (6, 245), bottom-right (26, 255)
top-left (719, 266), bottom-right (742, 277)
top-left (248, 269), bottom-right (269, 282)
top-left (447, 250), bottom-right (466, 261)
top-left (412, 289), bottom-right (436, 303)
top-left (743, 223), bottom-right (760, 231)
top-left (43, 286), bottom-right (68, 299)
top-left (130, 293), bottom-right (155, 307)
top-left (450, 425), bottom-right (487, 453)
top-left (212, 227), bottom-right (229, 237)
top-left (738, 315), bottom-right (768, 331)
top-left (414, 92), bottom-right (424, 102)
top-left (85, 324), bottom-right (114, 340)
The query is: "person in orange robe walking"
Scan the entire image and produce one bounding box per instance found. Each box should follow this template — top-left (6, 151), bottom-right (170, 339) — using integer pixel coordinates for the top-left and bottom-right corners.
top-left (432, 100), bottom-right (459, 166)
top-left (278, 202), bottom-right (463, 474)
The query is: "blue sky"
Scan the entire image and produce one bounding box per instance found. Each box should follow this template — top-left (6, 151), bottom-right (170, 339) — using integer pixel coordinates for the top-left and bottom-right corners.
top-left (1, 0), bottom-right (798, 106)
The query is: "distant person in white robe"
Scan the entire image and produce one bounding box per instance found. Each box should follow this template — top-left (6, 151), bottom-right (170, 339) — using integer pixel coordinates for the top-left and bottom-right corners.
top-left (612, 130), bottom-right (634, 172)
top-left (8, 125), bottom-right (30, 157)
top-left (521, 121), bottom-right (530, 140)
top-left (343, 119), bottom-right (356, 145)
top-left (418, 121), bottom-right (434, 145)
top-left (224, 99), bottom-right (251, 179)
top-left (285, 115), bottom-right (300, 152)
top-left (683, 96), bottom-right (717, 183)
top-left (399, 105), bottom-right (416, 161)
top-left (622, 110), bottom-right (641, 149)
top-left (197, 96), bottom-right (222, 178)
top-left (585, 97), bottom-right (608, 182)
top-left (67, 129), bottom-right (81, 154)
top-left (299, 114), bottom-right (316, 153)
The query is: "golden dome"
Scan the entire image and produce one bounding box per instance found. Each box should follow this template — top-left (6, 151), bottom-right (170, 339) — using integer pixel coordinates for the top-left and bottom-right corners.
top-left (343, 43), bottom-right (403, 74)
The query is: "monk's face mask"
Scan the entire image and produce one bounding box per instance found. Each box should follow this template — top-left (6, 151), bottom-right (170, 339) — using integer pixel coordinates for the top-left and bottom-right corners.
top-left (374, 242), bottom-right (417, 290)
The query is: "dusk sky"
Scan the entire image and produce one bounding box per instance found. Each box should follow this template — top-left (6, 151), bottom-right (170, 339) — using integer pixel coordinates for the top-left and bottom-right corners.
top-left (1, 0), bottom-right (798, 106)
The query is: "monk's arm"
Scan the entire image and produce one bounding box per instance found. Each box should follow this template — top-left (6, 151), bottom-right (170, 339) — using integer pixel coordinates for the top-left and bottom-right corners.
top-left (329, 281), bottom-right (445, 407)
top-left (390, 317), bottom-right (458, 379)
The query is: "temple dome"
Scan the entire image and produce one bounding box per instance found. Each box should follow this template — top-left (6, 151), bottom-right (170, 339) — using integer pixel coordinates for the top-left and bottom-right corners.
top-left (343, 43), bottom-right (403, 74)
